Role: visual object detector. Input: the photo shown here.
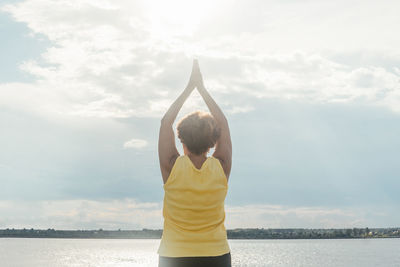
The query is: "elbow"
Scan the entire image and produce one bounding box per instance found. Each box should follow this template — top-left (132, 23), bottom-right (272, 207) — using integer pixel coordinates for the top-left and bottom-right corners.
top-left (217, 116), bottom-right (228, 126)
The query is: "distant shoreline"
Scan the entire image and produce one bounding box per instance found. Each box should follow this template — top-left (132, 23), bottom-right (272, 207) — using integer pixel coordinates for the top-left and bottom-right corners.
top-left (1, 227), bottom-right (399, 239)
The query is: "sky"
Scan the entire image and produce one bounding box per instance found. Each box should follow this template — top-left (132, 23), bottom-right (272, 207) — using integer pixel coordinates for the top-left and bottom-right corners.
top-left (1, 0), bottom-right (400, 230)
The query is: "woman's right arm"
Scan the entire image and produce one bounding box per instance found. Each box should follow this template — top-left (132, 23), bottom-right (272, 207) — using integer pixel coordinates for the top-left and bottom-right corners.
top-left (195, 61), bottom-right (232, 179)
top-left (158, 86), bottom-right (192, 183)
top-left (158, 61), bottom-right (197, 183)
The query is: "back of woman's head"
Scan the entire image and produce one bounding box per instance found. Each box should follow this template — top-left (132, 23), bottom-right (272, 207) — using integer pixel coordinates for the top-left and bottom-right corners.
top-left (177, 111), bottom-right (220, 155)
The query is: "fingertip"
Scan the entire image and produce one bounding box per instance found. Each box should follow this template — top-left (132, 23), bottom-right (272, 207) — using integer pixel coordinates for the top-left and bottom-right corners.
top-left (191, 59), bottom-right (197, 68)
top-left (193, 59), bottom-right (200, 69)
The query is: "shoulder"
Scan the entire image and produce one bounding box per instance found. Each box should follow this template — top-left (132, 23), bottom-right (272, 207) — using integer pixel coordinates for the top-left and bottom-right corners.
top-left (210, 156), bottom-right (229, 179)
top-left (169, 155), bottom-right (188, 172)
top-left (164, 156), bottom-right (186, 181)
top-left (213, 150), bottom-right (232, 180)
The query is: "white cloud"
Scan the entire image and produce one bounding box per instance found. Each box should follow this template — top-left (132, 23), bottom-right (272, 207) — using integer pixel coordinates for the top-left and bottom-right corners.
top-left (227, 105), bottom-right (255, 115)
top-left (0, 199), bottom-right (162, 230)
top-left (0, 199), bottom-right (395, 229)
top-left (123, 138), bottom-right (148, 149)
top-left (225, 204), bottom-right (394, 229)
top-left (1, 0), bottom-right (400, 230)
top-left (1, 0), bottom-right (400, 120)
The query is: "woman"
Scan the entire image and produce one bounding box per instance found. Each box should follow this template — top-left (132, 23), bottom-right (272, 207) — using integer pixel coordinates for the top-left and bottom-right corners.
top-left (158, 59), bottom-right (232, 267)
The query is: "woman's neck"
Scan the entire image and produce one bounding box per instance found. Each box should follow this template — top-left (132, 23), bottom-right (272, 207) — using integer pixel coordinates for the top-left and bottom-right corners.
top-left (186, 152), bottom-right (208, 169)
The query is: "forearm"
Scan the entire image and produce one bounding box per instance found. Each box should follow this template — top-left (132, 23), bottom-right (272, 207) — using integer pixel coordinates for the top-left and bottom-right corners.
top-left (198, 84), bottom-right (232, 177)
top-left (161, 86), bottom-right (193, 125)
top-left (197, 85), bottom-right (227, 124)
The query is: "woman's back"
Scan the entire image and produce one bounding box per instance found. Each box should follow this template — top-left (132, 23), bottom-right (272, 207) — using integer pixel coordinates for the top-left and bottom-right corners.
top-left (158, 155), bottom-right (230, 257)
top-left (158, 60), bottom-right (232, 266)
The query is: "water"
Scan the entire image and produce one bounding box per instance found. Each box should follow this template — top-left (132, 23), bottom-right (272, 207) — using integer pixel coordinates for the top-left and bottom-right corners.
top-left (1, 238), bottom-right (399, 267)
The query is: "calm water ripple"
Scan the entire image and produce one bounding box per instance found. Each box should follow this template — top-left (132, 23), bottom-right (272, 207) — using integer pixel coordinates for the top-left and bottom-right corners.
top-left (1, 238), bottom-right (399, 267)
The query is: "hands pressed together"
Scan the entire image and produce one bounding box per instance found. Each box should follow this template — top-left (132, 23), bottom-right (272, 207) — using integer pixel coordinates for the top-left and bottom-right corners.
top-left (186, 59), bottom-right (205, 91)
top-left (159, 58), bottom-right (232, 182)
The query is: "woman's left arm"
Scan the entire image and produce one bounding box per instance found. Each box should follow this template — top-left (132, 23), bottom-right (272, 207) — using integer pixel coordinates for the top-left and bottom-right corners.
top-left (158, 63), bottom-right (196, 183)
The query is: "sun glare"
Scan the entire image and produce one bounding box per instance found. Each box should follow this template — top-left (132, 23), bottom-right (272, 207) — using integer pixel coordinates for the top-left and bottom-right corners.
top-left (141, 0), bottom-right (219, 38)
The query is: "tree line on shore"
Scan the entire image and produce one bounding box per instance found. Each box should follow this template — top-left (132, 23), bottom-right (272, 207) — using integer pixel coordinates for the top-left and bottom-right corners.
top-left (1, 227), bottom-right (399, 239)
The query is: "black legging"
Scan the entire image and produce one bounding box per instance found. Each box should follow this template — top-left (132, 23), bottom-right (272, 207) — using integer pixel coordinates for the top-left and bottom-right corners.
top-left (159, 252), bottom-right (232, 267)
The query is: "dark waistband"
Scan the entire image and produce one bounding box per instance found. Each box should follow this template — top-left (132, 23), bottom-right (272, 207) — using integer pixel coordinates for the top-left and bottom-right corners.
top-left (159, 252), bottom-right (231, 267)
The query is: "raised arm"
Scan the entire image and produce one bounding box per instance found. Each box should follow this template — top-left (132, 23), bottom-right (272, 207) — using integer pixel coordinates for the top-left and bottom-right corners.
top-left (194, 61), bottom-right (232, 179)
top-left (158, 63), bottom-right (196, 183)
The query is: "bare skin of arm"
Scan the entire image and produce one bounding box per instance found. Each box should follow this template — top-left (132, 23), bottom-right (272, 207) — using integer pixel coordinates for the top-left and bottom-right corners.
top-left (158, 59), bottom-right (232, 182)
top-left (194, 61), bottom-right (232, 180)
top-left (158, 63), bottom-right (196, 183)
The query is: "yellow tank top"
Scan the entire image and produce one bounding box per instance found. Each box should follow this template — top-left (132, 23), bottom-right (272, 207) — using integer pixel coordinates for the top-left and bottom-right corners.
top-left (157, 155), bottom-right (230, 257)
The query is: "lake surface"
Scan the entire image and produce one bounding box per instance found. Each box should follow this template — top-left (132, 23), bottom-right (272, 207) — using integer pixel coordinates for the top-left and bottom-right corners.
top-left (1, 238), bottom-right (399, 266)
